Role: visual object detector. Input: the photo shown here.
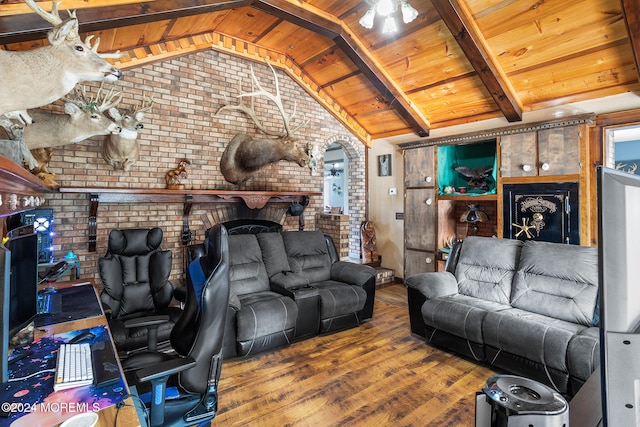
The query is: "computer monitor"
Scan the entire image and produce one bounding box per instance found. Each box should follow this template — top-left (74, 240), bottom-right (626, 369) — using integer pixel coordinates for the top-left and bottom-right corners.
top-left (597, 166), bottom-right (640, 426)
top-left (0, 244), bottom-right (10, 383)
top-left (5, 226), bottom-right (38, 339)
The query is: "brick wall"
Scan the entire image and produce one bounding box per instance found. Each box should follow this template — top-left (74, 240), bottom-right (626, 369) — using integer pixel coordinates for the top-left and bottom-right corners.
top-left (315, 213), bottom-right (350, 259)
top-left (37, 50), bottom-right (366, 287)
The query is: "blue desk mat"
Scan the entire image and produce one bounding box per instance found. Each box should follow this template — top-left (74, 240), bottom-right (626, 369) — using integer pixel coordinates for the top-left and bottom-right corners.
top-left (0, 325), bottom-right (128, 427)
top-left (34, 284), bottom-right (103, 328)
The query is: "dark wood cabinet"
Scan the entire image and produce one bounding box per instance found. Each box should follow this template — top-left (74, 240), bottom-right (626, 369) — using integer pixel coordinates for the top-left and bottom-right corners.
top-left (404, 147), bottom-right (437, 278)
top-left (500, 126), bottom-right (581, 178)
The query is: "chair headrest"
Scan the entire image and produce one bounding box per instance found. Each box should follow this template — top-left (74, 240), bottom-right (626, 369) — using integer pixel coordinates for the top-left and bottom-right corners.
top-left (107, 227), bottom-right (164, 256)
top-left (202, 223), bottom-right (228, 277)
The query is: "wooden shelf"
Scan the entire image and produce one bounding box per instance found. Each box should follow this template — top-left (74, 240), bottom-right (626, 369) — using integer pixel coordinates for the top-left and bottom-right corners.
top-left (59, 187), bottom-right (322, 251)
top-left (0, 155), bottom-right (54, 218)
top-left (438, 194), bottom-right (498, 201)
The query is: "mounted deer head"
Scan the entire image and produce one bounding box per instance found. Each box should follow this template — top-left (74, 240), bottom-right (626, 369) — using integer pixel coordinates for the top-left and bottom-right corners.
top-left (102, 90), bottom-right (154, 171)
top-left (216, 61), bottom-right (310, 185)
top-left (21, 84), bottom-right (122, 151)
top-left (0, 0), bottom-right (124, 117)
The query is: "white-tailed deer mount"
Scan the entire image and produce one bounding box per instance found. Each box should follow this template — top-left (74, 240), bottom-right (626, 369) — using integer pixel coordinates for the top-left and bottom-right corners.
top-left (0, 0), bottom-right (124, 117)
top-left (216, 61), bottom-right (310, 185)
top-left (24, 85), bottom-right (122, 151)
top-left (102, 91), bottom-right (154, 171)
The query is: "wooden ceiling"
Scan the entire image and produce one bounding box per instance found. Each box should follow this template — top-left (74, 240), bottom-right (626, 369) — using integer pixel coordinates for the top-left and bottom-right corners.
top-left (1, 0), bottom-right (639, 146)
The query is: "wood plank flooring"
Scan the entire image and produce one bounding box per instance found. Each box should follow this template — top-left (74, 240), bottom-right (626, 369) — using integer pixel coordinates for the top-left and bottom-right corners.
top-left (214, 283), bottom-right (497, 426)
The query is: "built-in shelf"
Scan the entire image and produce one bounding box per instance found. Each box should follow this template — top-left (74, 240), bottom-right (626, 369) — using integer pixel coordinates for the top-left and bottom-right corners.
top-left (59, 187), bottom-right (322, 251)
top-left (438, 194), bottom-right (498, 201)
top-left (0, 156), bottom-right (54, 218)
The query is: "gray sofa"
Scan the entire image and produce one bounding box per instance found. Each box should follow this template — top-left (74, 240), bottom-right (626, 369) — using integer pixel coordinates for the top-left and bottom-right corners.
top-left (190, 229), bottom-right (376, 359)
top-left (406, 236), bottom-right (600, 396)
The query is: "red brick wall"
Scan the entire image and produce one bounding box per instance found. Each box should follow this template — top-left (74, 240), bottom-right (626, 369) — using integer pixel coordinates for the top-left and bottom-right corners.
top-left (39, 50), bottom-right (365, 288)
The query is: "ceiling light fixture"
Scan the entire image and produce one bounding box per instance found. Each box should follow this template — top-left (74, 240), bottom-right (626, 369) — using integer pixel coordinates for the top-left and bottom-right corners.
top-left (359, 0), bottom-right (418, 33)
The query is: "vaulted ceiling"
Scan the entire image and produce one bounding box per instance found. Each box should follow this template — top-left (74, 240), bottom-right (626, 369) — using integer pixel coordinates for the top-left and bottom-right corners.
top-left (1, 0), bottom-right (639, 146)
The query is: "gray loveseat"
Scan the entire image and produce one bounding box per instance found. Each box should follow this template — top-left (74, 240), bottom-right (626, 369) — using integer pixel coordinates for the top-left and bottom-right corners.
top-left (406, 236), bottom-right (600, 396)
top-left (190, 229), bottom-right (376, 359)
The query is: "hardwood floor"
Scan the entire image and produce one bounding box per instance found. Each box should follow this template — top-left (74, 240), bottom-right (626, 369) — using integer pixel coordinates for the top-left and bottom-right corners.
top-left (214, 283), bottom-right (497, 426)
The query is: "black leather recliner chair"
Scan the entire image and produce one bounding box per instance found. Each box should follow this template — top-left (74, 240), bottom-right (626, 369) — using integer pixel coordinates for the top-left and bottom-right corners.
top-left (98, 227), bottom-right (182, 355)
top-left (123, 223), bottom-right (230, 427)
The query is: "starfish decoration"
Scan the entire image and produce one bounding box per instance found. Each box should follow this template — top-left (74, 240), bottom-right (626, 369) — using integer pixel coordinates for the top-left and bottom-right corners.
top-left (512, 217), bottom-right (536, 239)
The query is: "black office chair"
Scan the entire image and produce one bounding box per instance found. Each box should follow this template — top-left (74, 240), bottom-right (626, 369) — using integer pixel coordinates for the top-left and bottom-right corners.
top-left (123, 223), bottom-right (230, 427)
top-left (98, 227), bottom-right (182, 355)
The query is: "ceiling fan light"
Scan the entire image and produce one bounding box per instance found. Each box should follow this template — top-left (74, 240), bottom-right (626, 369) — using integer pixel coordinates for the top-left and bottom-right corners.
top-left (382, 16), bottom-right (398, 34)
top-left (359, 8), bottom-right (376, 29)
top-left (376, 0), bottom-right (395, 17)
top-left (401, 2), bottom-right (418, 24)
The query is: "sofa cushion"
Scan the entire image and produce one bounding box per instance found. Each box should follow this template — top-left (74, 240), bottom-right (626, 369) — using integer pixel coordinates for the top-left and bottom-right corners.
top-left (228, 234), bottom-right (270, 296)
top-left (454, 237), bottom-right (523, 305)
top-left (256, 232), bottom-right (291, 277)
top-left (483, 308), bottom-right (587, 373)
top-left (282, 231), bottom-right (332, 283)
top-left (313, 280), bottom-right (367, 319)
top-left (511, 241), bottom-right (598, 326)
top-left (235, 291), bottom-right (298, 342)
top-left (422, 294), bottom-right (510, 344)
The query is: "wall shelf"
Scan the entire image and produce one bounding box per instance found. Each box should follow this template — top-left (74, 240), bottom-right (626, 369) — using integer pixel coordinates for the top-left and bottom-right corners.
top-left (0, 155), bottom-right (54, 218)
top-left (59, 187), bottom-right (322, 251)
top-left (438, 194), bottom-right (498, 201)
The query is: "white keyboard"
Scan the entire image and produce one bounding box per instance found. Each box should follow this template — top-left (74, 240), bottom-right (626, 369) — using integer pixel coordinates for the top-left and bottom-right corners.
top-left (54, 343), bottom-right (94, 391)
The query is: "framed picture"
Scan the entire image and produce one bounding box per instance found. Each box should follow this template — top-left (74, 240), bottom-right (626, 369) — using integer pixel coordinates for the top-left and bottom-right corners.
top-left (378, 154), bottom-right (392, 176)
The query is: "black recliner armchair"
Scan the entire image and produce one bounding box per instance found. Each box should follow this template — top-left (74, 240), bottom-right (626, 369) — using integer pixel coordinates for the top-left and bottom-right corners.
top-left (98, 227), bottom-right (182, 355)
top-left (123, 223), bottom-right (230, 427)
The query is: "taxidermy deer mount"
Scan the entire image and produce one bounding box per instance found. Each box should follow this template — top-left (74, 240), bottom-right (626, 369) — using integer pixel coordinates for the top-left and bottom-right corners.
top-left (102, 89), bottom-right (154, 171)
top-left (216, 61), bottom-right (310, 185)
top-left (0, 0), bottom-right (123, 118)
top-left (0, 84), bottom-right (122, 185)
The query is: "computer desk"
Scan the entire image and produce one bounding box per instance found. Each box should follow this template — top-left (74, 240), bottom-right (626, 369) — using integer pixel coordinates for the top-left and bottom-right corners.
top-left (3, 279), bottom-right (140, 427)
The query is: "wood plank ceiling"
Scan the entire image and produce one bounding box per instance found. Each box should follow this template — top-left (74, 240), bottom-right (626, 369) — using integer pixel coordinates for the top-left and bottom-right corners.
top-left (0, 0), bottom-right (638, 146)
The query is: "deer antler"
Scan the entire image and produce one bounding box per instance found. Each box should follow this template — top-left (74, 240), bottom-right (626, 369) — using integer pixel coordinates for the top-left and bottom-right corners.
top-left (132, 93), bottom-right (155, 115)
top-left (64, 84), bottom-right (121, 113)
top-left (24, 0), bottom-right (63, 26)
top-left (217, 60), bottom-right (308, 138)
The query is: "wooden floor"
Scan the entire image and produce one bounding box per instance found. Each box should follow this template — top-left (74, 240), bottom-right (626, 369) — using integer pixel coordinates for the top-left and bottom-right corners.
top-left (214, 283), bottom-right (497, 426)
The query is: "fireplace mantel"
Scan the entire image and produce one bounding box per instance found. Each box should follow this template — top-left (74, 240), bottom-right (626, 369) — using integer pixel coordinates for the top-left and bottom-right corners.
top-left (59, 187), bottom-right (322, 251)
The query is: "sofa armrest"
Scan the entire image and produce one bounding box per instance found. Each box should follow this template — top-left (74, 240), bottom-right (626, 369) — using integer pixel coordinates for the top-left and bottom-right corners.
top-left (228, 294), bottom-right (241, 311)
top-left (270, 272), bottom-right (309, 290)
top-left (405, 271), bottom-right (458, 299)
top-left (330, 261), bottom-right (376, 287)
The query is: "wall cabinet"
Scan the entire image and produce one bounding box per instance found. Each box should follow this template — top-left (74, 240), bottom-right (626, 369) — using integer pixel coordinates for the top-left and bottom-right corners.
top-left (404, 147), bottom-right (436, 278)
top-left (500, 126), bottom-right (581, 178)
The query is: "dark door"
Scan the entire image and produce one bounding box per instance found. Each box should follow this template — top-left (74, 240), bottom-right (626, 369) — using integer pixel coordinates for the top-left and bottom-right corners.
top-left (502, 182), bottom-right (579, 244)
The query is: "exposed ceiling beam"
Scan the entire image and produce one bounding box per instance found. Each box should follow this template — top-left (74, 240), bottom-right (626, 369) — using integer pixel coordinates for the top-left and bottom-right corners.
top-left (252, 0), bottom-right (430, 137)
top-left (622, 0), bottom-right (640, 83)
top-left (430, 0), bottom-right (523, 122)
top-left (0, 0), bottom-right (251, 45)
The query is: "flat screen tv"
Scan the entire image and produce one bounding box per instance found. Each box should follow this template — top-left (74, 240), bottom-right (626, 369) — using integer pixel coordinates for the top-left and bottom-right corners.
top-left (597, 166), bottom-right (640, 426)
top-left (5, 226), bottom-right (38, 339)
top-left (0, 244), bottom-right (10, 383)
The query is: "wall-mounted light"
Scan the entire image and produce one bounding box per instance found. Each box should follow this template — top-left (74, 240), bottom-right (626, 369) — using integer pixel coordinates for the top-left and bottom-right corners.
top-left (359, 0), bottom-right (418, 33)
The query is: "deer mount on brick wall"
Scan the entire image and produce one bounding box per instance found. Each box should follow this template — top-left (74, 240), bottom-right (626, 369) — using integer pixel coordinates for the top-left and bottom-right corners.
top-left (0, 0), bottom-right (123, 120)
top-left (102, 88), bottom-right (154, 171)
top-left (216, 60), bottom-right (310, 185)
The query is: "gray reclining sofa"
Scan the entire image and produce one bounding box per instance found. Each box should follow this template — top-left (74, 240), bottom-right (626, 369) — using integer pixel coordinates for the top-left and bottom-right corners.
top-left (406, 236), bottom-right (600, 397)
top-left (189, 228), bottom-right (376, 359)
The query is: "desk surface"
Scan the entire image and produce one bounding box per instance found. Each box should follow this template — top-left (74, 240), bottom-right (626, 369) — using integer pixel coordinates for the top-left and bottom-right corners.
top-left (1, 281), bottom-right (140, 427)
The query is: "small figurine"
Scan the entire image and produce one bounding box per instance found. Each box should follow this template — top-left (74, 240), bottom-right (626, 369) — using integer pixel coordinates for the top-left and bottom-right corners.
top-left (165, 158), bottom-right (191, 189)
